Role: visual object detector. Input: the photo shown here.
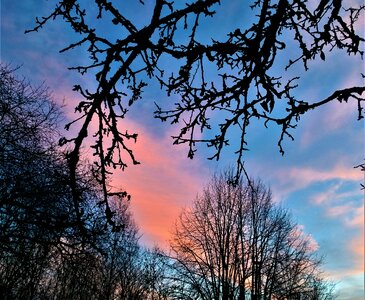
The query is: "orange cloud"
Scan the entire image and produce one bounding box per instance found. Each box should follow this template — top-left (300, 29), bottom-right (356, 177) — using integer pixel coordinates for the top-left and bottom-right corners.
top-left (57, 89), bottom-right (208, 249)
top-left (324, 203), bottom-right (364, 277)
top-left (109, 120), bottom-right (209, 249)
top-left (346, 205), bottom-right (364, 275)
top-left (348, 233), bottom-right (364, 274)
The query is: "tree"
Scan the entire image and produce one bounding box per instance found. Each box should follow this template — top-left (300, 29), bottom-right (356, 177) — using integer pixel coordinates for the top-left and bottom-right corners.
top-left (0, 64), bottom-right (101, 249)
top-left (0, 64), bottom-right (116, 298)
top-left (26, 0), bottom-right (364, 208)
top-left (98, 198), bottom-right (144, 300)
top-left (97, 198), bottom-right (173, 300)
top-left (38, 197), bottom-right (172, 300)
top-left (0, 65), bottom-right (77, 299)
top-left (0, 64), bottom-right (61, 298)
top-left (0, 64), bottom-right (130, 250)
top-left (169, 171), bottom-right (335, 299)
top-left (0, 64), bottom-right (175, 299)
top-left (0, 65), bottom-right (172, 299)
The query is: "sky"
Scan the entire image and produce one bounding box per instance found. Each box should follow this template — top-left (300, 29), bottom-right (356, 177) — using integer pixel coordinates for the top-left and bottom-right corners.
top-left (1, 1), bottom-right (364, 298)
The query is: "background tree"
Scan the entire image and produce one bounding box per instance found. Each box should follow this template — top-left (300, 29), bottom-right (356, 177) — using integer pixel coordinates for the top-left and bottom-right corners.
top-left (41, 197), bottom-right (172, 300)
top-left (96, 199), bottom-right (172, 299)
top-left (26, 0), bottom-right (364, 211)
top-left (169, 171), bottom-right (335, 299)
top-left (0, 65), bottom-right (108, 298)
top-left (0, 64), bottom-right (172, 300)
top-left (0, 64), bottom-right (72, 299)
top-left (0, 63), bottom-right (107, 248)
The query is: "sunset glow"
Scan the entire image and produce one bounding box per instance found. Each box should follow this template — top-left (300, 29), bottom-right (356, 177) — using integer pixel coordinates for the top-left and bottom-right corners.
top-left (1, 1), bottom-right (364, 298)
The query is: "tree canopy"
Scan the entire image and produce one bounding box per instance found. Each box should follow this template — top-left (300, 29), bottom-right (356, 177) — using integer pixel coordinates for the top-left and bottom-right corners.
top-left (0, 65), bottom-right (168, 299)
top-left (0, 63), bottom-right (341, 299)
top-left (27, 0), bottom-right (364, 215)
top-left (169, 171), bottom-right (336, 299)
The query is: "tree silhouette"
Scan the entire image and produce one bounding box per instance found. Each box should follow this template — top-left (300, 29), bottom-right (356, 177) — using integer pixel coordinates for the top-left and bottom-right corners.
top-left (0, 64), bottom-right (175, 299)
top-left (27, 1), bottom-right (364, 212)
top-left (0, 64), bottom-right (114, 248)
top-left (0, 65), bottom-right (67, 247)
top-left (169, 171), bottom-right (335, 299)
top-left (0, 65), bottom-right (112, 300)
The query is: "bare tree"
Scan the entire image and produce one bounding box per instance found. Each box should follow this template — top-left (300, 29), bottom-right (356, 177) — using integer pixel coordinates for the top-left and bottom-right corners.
top-left (169, 171), bottom-right (335, 299)
top-left (26, 0), bottom-right (364, 215)
top-left (44, 202), bottom-right (173, 300)
top-left (0, 65), bottom-right (68, 299)
top-left (97, 198), bottom-right (143, 300)
top-left (0, 64), bottom-right (107, 251)
top-left (98, 200), bottom-right (172, 300)
top-left (0, 64), bottom-right (171, 299)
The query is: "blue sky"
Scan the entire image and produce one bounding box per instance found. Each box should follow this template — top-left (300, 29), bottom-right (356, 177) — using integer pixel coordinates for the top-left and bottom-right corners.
top-left (1, 1), bottom-right (364, 298)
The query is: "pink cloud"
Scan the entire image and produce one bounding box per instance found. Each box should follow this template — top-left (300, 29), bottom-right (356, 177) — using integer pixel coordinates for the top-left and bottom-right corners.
top-left (272, 164), bottom-right (362, 200)
top-left (108, 121), bottom-right (209, 248)
top-left (348, 232), bottom-right (364, 275)
top-left (271, 162), bottom-right (364, 280)
top-left (317, 199), bottom-right (364, 277)
top-left (313, 189), bottom-right (361, 207)
top-left (345, 205), bottom-right (364, 228)
top-left (246, 158), bottom-right (363, 206)
top-left (52, 83), bottom-right (208, 249)
top-left (291, 224), bottom-right (319, 253)
top-left (326, 204), bottom-right (354, 218)
top-left (299, 100), bottom-right (361, 149)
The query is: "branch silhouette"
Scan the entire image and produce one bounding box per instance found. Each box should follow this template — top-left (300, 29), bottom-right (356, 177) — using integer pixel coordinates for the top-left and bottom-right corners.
top-left (27, 0), bottom-right (364, 222)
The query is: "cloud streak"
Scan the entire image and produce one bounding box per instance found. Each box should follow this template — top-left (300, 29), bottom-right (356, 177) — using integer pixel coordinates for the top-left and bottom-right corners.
top-left (109, 120), bottom-right (209, 248)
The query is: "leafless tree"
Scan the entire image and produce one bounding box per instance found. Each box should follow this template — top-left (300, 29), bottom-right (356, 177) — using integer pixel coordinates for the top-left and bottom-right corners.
top-left (0, 64), bottom-right (68, 299)
top-left (27, 0), bottom-right (365, 218)
top-left (169, 171), bottom-right (335, 299)
top-left (26, 195), bottom-right (171, 300)
top-left (0, 64), bottom-right (171, 299)
top-left (0, 64), bottom-right (108, 252)
top-left (97, 200), bottom-right (172, 300)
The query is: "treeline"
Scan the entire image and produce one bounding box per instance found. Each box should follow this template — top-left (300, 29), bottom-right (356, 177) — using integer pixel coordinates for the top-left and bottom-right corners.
top-left (0, 64), bottom-right (167, 299)
top-left (0, 65), bottom-right (335, 299)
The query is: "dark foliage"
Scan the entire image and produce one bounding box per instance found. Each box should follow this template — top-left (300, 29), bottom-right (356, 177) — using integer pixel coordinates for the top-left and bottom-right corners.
top-left (0, 65), bottom-right (110, 250)
top-left (0, 65), bottom-right (171, 299)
